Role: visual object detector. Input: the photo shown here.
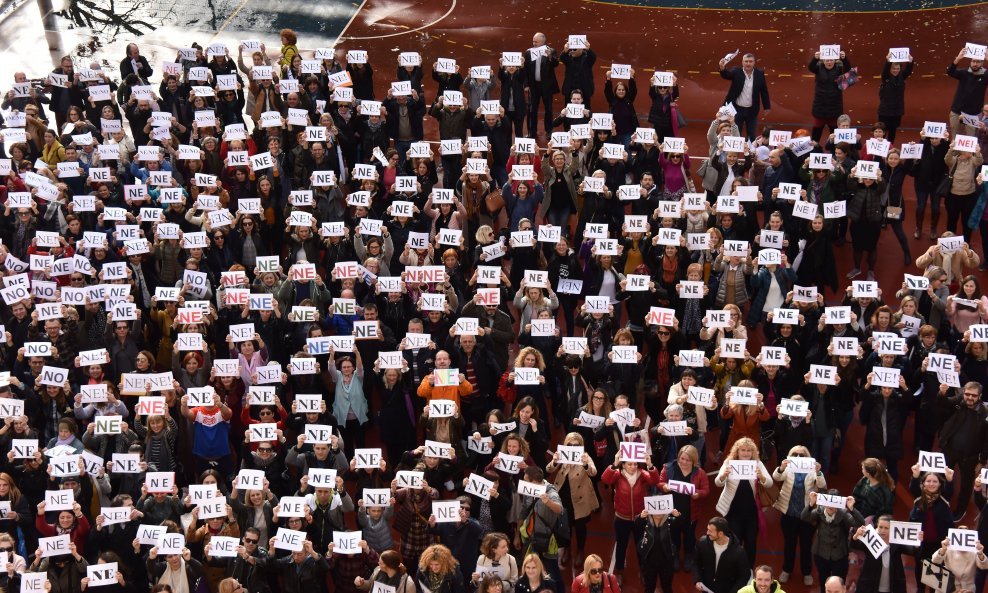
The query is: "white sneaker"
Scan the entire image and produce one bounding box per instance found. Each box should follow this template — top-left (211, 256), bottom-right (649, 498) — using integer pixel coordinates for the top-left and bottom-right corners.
top-left (779, 572), bottom-right (790, 583)
top-left (803, 576), bottom-right (814, 586)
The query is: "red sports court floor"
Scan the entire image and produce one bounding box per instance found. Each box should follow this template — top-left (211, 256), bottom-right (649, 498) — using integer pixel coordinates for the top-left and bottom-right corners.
top-left (332, 1), bottom-right (987, 591)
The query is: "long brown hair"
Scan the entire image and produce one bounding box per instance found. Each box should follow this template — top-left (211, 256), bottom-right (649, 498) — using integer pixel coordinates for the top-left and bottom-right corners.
top-left (0, 473), bottom-right (23, 506)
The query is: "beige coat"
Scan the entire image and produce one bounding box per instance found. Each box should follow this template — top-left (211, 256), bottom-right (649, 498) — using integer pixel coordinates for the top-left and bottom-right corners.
top-left (771, 465), bottom-right (827, 514)
top-left (547, 456), bottom-right (599, 519)
top-left (916, 244), bottom-right (980, 284)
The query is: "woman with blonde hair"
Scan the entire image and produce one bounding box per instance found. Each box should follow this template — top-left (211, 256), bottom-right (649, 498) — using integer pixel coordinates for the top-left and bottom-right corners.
top-left (0, 474), bottom-right (30, 548)
top-left (772, 445), bottom-right (826, 585)
top-left (546, 432), bottom-right (599, 568)
top-left (915, 231), bottom-right (981, 284)
top-left (514, 283), bottom-right (560, 329)
top-left (417, 544), bottom-right (463, 593)
top-left (570, 554), bottom-right (619, 593)
top-left (508, 349), bottom-right (550, 423)
top-left (471, 533), bottom-right (518, 592)
top-left (713, 437), bottom-right (773, 567)
top-left (514, 554), bottom-right (553, 593)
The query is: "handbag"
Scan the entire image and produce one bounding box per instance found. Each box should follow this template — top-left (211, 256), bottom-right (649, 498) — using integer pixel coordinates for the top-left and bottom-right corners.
top-left (757, 480), bottom-right (780, 508)
top-left (485, 188), bottom-right (505, 214)
top-left (680, 164), bottom-right (696, 193)
top-left (837, 67), bottom-right (859, 91)
top-left (920, 559), bottom-right (954, 593)
top-left (885, 206), bottom-right (903, 220)
top-left (936, 161), bottom-right (959, 197)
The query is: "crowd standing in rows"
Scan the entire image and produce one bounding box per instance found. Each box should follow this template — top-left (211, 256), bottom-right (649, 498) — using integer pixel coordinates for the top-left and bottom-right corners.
top-left (0, 26), bottom-right (987, 593)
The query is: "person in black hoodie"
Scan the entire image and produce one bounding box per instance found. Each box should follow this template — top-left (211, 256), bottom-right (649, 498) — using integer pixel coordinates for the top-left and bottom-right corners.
top-left (636, 508), bottom-right (678, 593)
top-left (693, 517), bottom-right (751, 593)
top-left (877, 55), bottom-right (914, 143)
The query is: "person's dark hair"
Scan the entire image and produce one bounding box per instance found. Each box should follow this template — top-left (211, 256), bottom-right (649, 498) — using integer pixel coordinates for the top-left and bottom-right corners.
top-left (523, 466), bottom-right (544, 482)
top-left (754, 565), bottom-right (773, 577)
top-left (707, 516), bottom-right (729, 535)
top-left (835, 141), bottom-right (852, 154)
top-left (380, 549), bottom-right (405, 573)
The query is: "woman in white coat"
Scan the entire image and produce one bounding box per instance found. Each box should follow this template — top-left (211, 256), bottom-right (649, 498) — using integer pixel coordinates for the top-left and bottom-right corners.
top-left (772, 444), bottom-right (827, 586)
top-left (713, 436), bottom-right (773, 567)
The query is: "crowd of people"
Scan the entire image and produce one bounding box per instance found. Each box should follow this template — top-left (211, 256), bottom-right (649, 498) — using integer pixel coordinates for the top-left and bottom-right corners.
top-left (0, 23), bottom-right (987, 593)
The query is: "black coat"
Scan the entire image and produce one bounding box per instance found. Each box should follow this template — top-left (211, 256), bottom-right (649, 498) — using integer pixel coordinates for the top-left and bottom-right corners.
top-left (720, 67), bottom-right (771, 112)
top-left (561, 49), bottom-right (597, 99)
top-left (809, 57), bottom-right (852, 120)
top-left (270, 555), bottom-right (328, 593)
top-left (498, 67), bottom-right (528, 114)
top-left (853, 538), bottom-right (915, 593)
top-left (860, 388), bottom-right (908, 459)
top-left (637, 516), bottom-right (676, 572)
top-left (947, 63), bottom-right (988, 115)
top-left (692, 533), bottom-right (750, 593)
top-left (878, 61), bottom-right (914, 117)
top-left (120, 55), bottom-right (153, 82)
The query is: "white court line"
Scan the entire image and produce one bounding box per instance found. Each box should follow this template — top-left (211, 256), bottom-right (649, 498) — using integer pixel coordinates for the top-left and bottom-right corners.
top-left (333, 0), bottom-right (369, 46)
top-left (608, 540), bottom-right (616, 573)
top-left (337, 0), bottom-right (457, 41)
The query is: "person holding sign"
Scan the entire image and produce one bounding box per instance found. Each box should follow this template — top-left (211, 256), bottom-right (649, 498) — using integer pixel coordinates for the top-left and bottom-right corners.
top-left (713, 437), bottom-right (773, 567)
top-left (647, 72), bottom-right (680, 143)
top-left (808, 49), bottom-right (852, 143)
top-left (860, 373), bottom-right (909, 482)
top-left (36, 500), bottom-right (90, 555)
top-left (845, 165), bottom-right (887, 282)
top-left (929, 528), bottom-right (988, 592)
top-left (536, 150), bottom-right (581, 232)
top-left (634, 504), bottom-right (679, 593)
top-left (545, 432), bottom-right (599, 566)
top-left (943, 143), bottom-right (984, 243)
top-left (471, 532), bottom-right (518, 593)
top-left (187, 502), bottom-right (240, 591)
top-left (719, 380), bottom-right (769, 458)
top-left (801, 489), bottom-right (864, 590)
top-left (771, 446), bottom-right (826, 586)
top-left (181, 389), bottom-right (234, 477)
top-left (877, 55), bottom-right (914, 144)
top-left (718, 52), bottom-right (772, 141)
top-left (915, 239), bottom-right (979, 286)
top-left (937, 381), bottom-right (988, 521)
top-left (657, 444), bottom-right (709, 573)
top-left (907, 462), bottom-right (956, 585)
top-left (600, 448), bottom-right (659, 578)
top-left (326, 348), bottom-right (368, 458)
top-left (947, 47), bottom-right (988, 137)
top-left (603, 71), bottom-right (638, 147)
top-left (850, 516), bottom-right (921, 593)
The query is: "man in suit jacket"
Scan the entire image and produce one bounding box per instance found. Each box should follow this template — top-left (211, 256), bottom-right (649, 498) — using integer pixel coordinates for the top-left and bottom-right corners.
top-left (119, 43), bottom-right (153, 85)
top-left (523, 32), bottom-right (558, 137)
top-left (719, 52), bottom-right (771, 141)
top-left (693, 517), bottom-right (751, 593)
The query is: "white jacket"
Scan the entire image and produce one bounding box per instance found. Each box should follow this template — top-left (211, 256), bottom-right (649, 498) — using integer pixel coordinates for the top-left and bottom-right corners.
top-left (713, 459), bottom-right (773, 516)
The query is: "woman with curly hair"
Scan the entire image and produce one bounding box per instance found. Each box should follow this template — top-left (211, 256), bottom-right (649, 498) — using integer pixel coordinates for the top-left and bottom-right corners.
top-left (506, 349), bottom-right (549, 423)
top-left (416, 545), bottom-right (464, 593)
top-left (713, 437), bottom-right (773, 567)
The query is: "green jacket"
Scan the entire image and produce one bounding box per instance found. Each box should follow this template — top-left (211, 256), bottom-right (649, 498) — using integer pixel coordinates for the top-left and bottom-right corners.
top-left (737, 581), bottom-right (785, 593)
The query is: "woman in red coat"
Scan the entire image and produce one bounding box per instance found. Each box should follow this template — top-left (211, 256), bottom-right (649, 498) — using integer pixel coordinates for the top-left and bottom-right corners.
top-left (35, 500), bottom-right (91, 555)
top-left (600, 450), bottom-right (660, 580)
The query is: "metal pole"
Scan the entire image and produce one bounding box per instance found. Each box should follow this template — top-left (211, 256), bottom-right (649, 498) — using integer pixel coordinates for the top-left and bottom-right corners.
top-left (36, 0), bottom-right (62, 61)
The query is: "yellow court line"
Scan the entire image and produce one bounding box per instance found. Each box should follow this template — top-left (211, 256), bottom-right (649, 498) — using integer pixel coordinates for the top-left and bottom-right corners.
top-left (461, 44), bottom-right (474, 48)
top-left (581, 0), bottom-right (988, 14)
top-left (723, 29), bottom-right (780, 32)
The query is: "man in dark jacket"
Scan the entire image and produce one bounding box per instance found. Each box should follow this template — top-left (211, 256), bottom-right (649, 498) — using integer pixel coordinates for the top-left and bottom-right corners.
top-left (471, 110), bottom-right (513, 187)
top-left (524, 32), bottom-right (559, 137)
top-left (428, 496), bottom-right (484, 585)
top-left (120, 43), bottom-right (153, 84)
top-left (428, 95), bottom-right (475, 190)
top-left (461, 300), bottom-right (514, 372)
top-left (560, 42), bottom-right (596, 105)
top-left (223, 528), bottom-right (270, 593)
top-left (947, 47), bottom-right (988, 136)
top-left (693, 517), bottom-right (750, 593)
top-left (446, 333), bottom-right (502, 429)
top-left (938, 381), bottom-right (988, 519)
top-left (383, 89), bottom-right (426, 167)
top-left (718, 53), bottom-right (771, 141)
top-left (267, 540), bottom-right (328, 593)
